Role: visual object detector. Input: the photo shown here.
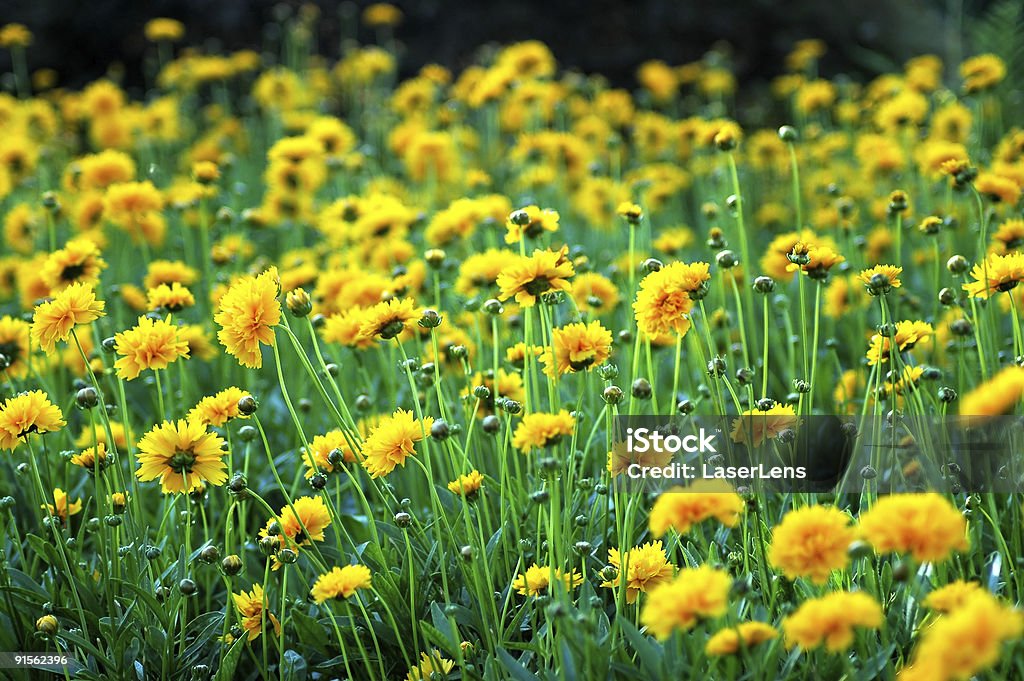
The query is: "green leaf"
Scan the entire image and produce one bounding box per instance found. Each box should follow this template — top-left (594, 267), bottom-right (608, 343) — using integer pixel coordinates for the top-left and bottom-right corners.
top-left (214, 635), bottom-right (247, 681)
top-left (497, 648), bottom-right (540, 681)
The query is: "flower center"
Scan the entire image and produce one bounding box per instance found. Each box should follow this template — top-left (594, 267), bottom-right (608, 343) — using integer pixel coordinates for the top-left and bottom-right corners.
top-left (60, 263), bottom-right (87, 282)
top-left (169, 449), bottom-right (197, 474)
top-left (524, 277), bottom-right (550, 296)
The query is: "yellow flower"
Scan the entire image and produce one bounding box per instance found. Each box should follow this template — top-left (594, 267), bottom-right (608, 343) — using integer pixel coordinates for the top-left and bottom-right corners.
top-left (959, 366), bottom-right (1024, 416)
top-left (144, 18), bottom-right (185, 42)
top-left (512, 564), bottom-right (584, 597)
top-left (705, 621), bottom-right (778, 656)
top-left (302, 429), bottom-right (357, 478)
top-left (356, 297), bottom-right (420, 341)
top-left (214, 267), bottom-right (281, 368)
top-left (729, 404), bottom-right (798, 447)
top-left (647, 480), bottom-right (744, 537)
top-left (41, 238), bottom-right (107, 293)
top-left (541, 320), bottom-right (612, 377)
top-left (43, 487), bottom-right (82, 523)
top-left (858, 492), bottom-right (968, 563)
top-left (187, 387), bottom-right (251, 427)
top-left (961, 54), bottom-right (1006, 93)
top-left (962, 251), bottom-right (1024, 299)
top-left (0, 23), bottom-right (32, 48)
top-left (633, 261), bottom-right (710, 338)
top-left (362, 3), bottom-right (403, 27)
top-left (0, 390), bottom-right (66, 451)
top-left (923, 581), bottom-right (985, 613)
top-left (504, 205), bottom-right (560, 244)
top-left (447, 470), bottom-right (484, 498)
top-left (639, 565), bottom-right (731, 640)
top-left (361, 408), bottom-right (433, 478)
top-left (496, 246), bottom-right (575, 307)
top-left (859, 264), bottom-right (903, 292)
top-left (782, 591), bottom-right (883, 652)
top-left (512, 410), bottom-right (575, 453)
top-left (866, 320), bottom-right (933, 366)
top-left (310, 565), bottom-right (372, 603)
top-left (261, 496), bottom-right (333, 556)
top-left (785, 245), bottom-right (845, 280)
top-left (232, 584), bottom-right (281, 641)
top-left (135, 419), bottom-right (228, 494)
top-left (599, 540), bottom-right (674, 603)
top-left (147, 282), bottom-right (195, 312)
top-left (767, 505), bottom-right (856, 583)
top-left (901, 591), bottom-right (1023, 681)
top-left (71, 442), bottom-right (109, 471)
top-left (0, 315), bottom-right (31, 379)
top-left (113, 315), bottom-right (190, 380)
top-left (31, 282), bottom-right (106, 353)
top-left (405, 650), bottom-right (454, 681)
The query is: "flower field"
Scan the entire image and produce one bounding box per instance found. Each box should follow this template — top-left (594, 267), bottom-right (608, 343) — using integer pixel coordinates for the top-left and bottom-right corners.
top-left (2, 5), bottom-right (1024, 680)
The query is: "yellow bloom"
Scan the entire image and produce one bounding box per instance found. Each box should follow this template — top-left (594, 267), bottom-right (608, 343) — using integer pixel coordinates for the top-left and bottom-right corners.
top-left (639, 565), bottom-right (731, 640)
top-left (705, 621), bottom-right (778, 656)
top-left (923, 581), bottom-right (985, 613)
top-left (959, 366), bottom-right (1024, 416)
top-left (113, 315), bottom-right (190, 380)
top-left (187, 386), bottom-right (251, 427)
top-left (512, 564), bottom-right (584, 597)
top-left (866, 320), bottom-right (933, 366)
top-left (512, 410), bottom-right (575, 453)
top-left (496, 247), bottom-right (575, 307)
top-left (0, 390), bottom-right (66, 451)
top-left (41, 238), bottom-right (107, 292)
top-left (356, 297), bottom-right (420, 341)
top-left (135, 419), bottom-right (228, 494)
top-left (962, 251), bottom-right (1024, 299)
top-left (541, 320), bottom-right (612, 377)
top-left (43, 487), bottom-right (82, 523)
top-left (232, 584), bottom-right (281, 640)
top-left (302, 429), bottom-right (357, 478)
top-left (858, 493), bottom-right (968, 562)
top-left (647, 480), bottom-right (744, 537)
top-left (405, 650), bottom-right (454, 681)
top-left (0, 315), bottom-right (31, 379)
top-left (361, 408), bottom-right (433, 478)
top-left (147, 282), bottom-right (195, 312)
top-left (31, 282), bottom-right (106, 353)
top-left (599, 540), bottom-right (674, 603)
top-left (144, 18), bottom-right (185, 42)
top-left (782, 591), bottom-right (883, 652)
top-left (447, 470), bottom-right (484, 498)
top-left (730, 404), bottom-right (798, 447)
top-left (71, 442), bottom-right (109, 471)
top-left (504, 205), bottom-right (560, 244)
top-left (214, 267), bottom-right (281, 368)
top-left (961, 54), bottom-right (1006, 93)
top-left (310, 565), bottom-right (372, 603)
top-left (858, 264), bottom-right (903, 291)
top-left (767, 505), bottom-right (856, 583)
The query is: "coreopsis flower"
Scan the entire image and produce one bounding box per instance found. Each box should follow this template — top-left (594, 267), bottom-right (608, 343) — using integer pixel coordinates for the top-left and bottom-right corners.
top-left (511, 410), bottom-right (575, 453)
top-left (923, 581), bottom-right (985, 613)
top-left (144, 18), bottom-right (185, 42)
top-left (786, 245), bottom-right (844, 280)
top-left (633, 261), bottom-right (710, 338)
top-left (960, 54), bottom-right (1006, 93)
top-left (70, 442), bottom-right (109, 471)
top-left (0, 390), bottom-right (66, 451)
top-left (645, 477), bottom-right (743, 535)
top-left (144, 260), bottom-right (198, 290)
top-left (0, 23), bottom-right (32, 48)
top-left (767, 505), bottom-right (856, 584)
top-left (541, 320), bottom-right (612, 377)
top-left (30, 282), bottom-right (106, 352)
top-left (730, 404), bottom-right (798, 447)
top-left (357, 297), bottom-right (420, 341)
top-left (599, 540), bottom-right (675, 604)
top-left (705, 622), bottom-right (779, 656)
top-left (959, 366), bottom-right (1024, 416)
top-left (571, 272), bottom-right (621, 314)
top-left (616, 201), bottom-right (643, 224)
top-left (261, 497), bottom-right (333, 561)
top-left (43, 487), bottom-right (82, 523)
top-left (639, 565), bottom-right (731, 640)
top-left (302, 429), bottom-right (357, 478)
top-left (361, 408), bottom-right (433, 478)
top-left (607, 436), bottom-right (673, 478)
top-left (103, 181), bottom-right (166, 246)
top-left (504, 205), bottom-right (560, 244)
top-left (41, 238), bottom-right (107, 292)
top-left (464, 369), bottom-right (525, 417)
top-left (974, 171), bottom-right (1022, 204)
top-left (858, 492), bottom-right (968, 562)
top-left (0, 315), bottom-right (31, 379)
top-left (135, 419), bottom-right (228, 494)
top-left (782, 591), bottom-right (883, 652)
top-left (900, 592), bottom-right (1023, 681)
top-left (113, 315), bottom-right (190, 380)
top-left (496, 246), bottom-right (575, 307)
top-left (187, 386), bottom-right (251, 427)
top-left (310, 565), bottom-right (372, 603)
top-left (214, 267), bottom-right (281, 369)
top-left (512, 564), bottom-right (584, 597)
top-left (447, 470), bottom-right (484, 498)
top-left (233, 584), bottom-right (281, 641)
top-left (108, 491), bottom-right (129, 513)
top-left (866, 320), bottom-right (934, 366)
top-left (405, 651), bottom-right (454, 681)
top-left (962, 251), bottom-right (1024, 298)
top-left (859, 264), bottom-right (903, 295)
top-left (147, 282), bottom-right (195, 312)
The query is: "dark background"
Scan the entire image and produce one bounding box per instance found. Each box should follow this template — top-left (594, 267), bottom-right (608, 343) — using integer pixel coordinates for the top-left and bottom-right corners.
top-left (0, 0), bottom-right (1003, 95)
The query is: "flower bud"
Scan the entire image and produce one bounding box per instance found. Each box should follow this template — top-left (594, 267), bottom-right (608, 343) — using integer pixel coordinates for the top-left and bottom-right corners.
top-left (237, 395), bottom-right (258, 416)
top-left (222, 555), bottom-right (243, 575)
top-left (286, 288), bottom-right (312, 317)
top-left (36, 614), bottom-right (58, 636)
